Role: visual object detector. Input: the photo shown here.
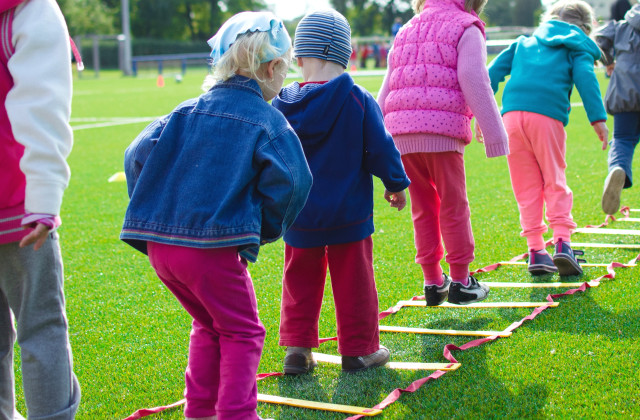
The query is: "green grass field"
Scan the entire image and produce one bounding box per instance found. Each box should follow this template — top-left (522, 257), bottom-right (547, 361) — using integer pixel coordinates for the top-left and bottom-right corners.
top-left (13, 68), bottom-right (640, 419)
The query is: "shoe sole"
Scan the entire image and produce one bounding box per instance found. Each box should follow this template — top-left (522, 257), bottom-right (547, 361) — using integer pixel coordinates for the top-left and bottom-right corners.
top-left (342, 358), bottom-right (388, 373)
top-left (448, 289), bottom-right (490, 305)
top-left (602, 168), bottom-right (625, 215)
top-left (425, 292), bottom-right (448, 306)
top-left (283, 363), bottom-right (316, 375)
top-left (528, 263), bottom-right (558, 276)
top-left (553, 254), bottom-right (583, 276)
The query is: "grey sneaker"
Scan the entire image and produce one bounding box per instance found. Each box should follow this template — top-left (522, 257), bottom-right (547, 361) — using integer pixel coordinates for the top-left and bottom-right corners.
top-left (552, 239), bottom-right (585, 276)
top-left (602, 167), bottom-right (626, 215)
top-left (424, 274), bottom-right (451, 306)
top-left (341, 345), bottom-right (390, 373)
top-left (528, 250), bottom-right (558, 275)
top-left (448, 275), bottom-right (489, 304)
top-left (283, 347), bottom-right (316, 375)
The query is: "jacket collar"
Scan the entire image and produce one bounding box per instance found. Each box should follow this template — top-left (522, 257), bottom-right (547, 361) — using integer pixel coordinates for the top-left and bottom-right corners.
top-left (212, 75), bottom-right (264, 98)
top-left (0, 0), bottom-right (24, 14)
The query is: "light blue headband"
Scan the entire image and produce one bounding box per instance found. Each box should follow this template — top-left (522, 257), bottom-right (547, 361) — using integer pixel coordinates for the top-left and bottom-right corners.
top-left (207, 11), bottom-right (292, 65)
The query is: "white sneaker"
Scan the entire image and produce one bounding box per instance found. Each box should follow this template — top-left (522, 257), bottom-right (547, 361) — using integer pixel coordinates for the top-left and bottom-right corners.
top-left (602, 167), bottom-right (626, 215)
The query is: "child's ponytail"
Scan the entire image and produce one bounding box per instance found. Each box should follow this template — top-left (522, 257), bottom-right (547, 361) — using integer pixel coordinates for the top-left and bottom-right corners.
top-left (544, 0), bottom-right (596, 35)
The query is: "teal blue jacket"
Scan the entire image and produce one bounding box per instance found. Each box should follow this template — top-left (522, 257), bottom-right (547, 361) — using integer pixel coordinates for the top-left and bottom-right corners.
top-left (488, 20), bottom-right (607, 126)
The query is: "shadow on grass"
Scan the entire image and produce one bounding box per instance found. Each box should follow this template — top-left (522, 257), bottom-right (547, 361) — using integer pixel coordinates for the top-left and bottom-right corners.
top-left (439, 345), bottom-right (550, 417)
top-left (524, 290), bottom-right (640, 340)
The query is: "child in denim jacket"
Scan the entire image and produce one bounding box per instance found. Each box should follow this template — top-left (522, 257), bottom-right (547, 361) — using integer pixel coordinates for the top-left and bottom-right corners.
top-left (272, 9), bottom-right (410, 375)
top-left (121, 12), bottom-right (312, 420)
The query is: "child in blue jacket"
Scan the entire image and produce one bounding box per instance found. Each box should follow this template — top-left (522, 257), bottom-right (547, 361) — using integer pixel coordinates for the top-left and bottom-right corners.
top-left (488, 0), bottom-right (609, 277)
top-left (272, 10), bottom-right (410, 375)
top-left (121, 12), bottom-right (312, 420)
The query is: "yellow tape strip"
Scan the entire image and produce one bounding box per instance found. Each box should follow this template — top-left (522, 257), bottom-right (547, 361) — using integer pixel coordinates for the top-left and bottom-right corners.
top-left (498, 261), bottom-right (631, 268)
top-left (575, 227), bottom-right (640, 236)
top-left (312, 352), bottom-right (461, 371)
top-left (257, 393), bottom-right (383, 416)
top-left (399, 300), bottom-right (560, 308)
top-left (570, 242), bottom-right (640, 249)
top-left (484, 281), bottom-right (600, 288)
top-left (108, 171), bottom-right (126, 183)
top-left (379, 325), bottom-right (512, 337)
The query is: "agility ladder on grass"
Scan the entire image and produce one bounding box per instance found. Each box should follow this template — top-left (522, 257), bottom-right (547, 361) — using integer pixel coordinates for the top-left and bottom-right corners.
top-left (123, 207), bottom-right (640, 420)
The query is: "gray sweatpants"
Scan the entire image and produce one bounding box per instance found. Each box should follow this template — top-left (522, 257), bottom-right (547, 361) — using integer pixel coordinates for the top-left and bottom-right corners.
top-left (0, 233), bottom-right (80, 420)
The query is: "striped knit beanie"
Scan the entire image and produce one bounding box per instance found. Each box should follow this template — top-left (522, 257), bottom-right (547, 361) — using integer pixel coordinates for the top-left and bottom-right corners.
top-left (294, 9), bottom-right (352, 69)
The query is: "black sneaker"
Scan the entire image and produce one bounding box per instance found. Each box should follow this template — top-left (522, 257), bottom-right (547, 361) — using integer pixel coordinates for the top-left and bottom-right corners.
top-left (552, 239), bottom-right (585, 276)
top-left (448, 275), bottom-right (489, 304)
top-left (424, 274), bottom-right (451, 306)
top-left (283, 347), bottom-right (316, 375)
top-left (602, 167), bottom-right (626, 215)
top-left (528, 250), bottom-right (558, 275)
top-left (342, 345), bottom-right (390, 373)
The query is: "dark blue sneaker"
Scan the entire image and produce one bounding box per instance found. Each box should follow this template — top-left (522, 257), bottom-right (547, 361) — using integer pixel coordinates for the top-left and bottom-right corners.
top-left (552, 239), bottom-right (585, 276)
top-left (448, 275), bottom-right (489, 305)
top-left (528, 250), bottom-right (558, 275)
top-left (424, 274), bottom-right (451, 306)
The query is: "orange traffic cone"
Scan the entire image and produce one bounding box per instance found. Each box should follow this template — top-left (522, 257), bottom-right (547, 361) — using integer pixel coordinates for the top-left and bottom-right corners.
top-left (156, 74), bottom-right (165, 87)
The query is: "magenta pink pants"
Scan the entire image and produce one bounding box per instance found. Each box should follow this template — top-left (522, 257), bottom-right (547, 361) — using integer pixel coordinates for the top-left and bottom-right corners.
top-left (147, 242), bottom-right (265, 420)
top-left (401, 152), bottom-right (475, 284)
top-left (503, 111), bottom-right (577, 250)
top-left (278, 237), bottom-right (380, 356)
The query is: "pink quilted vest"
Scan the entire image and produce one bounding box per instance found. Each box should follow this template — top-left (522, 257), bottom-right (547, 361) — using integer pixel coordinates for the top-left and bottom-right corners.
top-left (384, 0), bottom-right (484, 143)
top-left (0, 3), bottom-right (28, 244)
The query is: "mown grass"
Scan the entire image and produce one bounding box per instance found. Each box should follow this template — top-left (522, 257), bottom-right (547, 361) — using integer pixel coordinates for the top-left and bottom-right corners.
top-left (12, 68), bottom-right (640, 419)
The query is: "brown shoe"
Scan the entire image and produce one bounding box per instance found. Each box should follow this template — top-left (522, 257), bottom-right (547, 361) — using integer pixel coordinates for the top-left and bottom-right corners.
top-left (341, 345), bottom-right (390, 373)
top-left (283, 347), bottom-right (316, 375)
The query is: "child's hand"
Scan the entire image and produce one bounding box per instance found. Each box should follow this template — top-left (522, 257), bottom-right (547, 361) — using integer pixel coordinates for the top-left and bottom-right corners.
top-left (384, 189), bottom-right (407, 211)
top-left (474, 120), bottom-right (484, 143)
top-left (593, 122), bottom-right (609, 150)
top-left (19, 223), bottom-right (50, 251)
top-left (606, 64), bottom-right (615, 77)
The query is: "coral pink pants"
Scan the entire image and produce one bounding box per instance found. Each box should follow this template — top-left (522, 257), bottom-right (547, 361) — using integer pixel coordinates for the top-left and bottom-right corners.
top-left (148, 242), bottom-right (265, 420)
top-left (279, 237), bottom-right (380, 357)
top-left (503, 111), bottom-right (577, 251)
top-left (401, 152), bottom-right (475, 284)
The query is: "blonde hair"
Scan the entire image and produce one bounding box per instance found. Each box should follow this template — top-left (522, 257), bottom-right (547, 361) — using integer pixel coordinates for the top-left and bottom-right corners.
top-left (412, 0), bottom-right (488, 14)
top-left (544, 0), bottom-right (595, 35)
top-left (202, 31), bottom-right (291, 91)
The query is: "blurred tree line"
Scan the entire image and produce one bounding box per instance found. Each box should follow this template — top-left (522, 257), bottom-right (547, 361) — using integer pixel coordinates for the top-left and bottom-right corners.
top-left (58, 0), bottom-right (541, 40)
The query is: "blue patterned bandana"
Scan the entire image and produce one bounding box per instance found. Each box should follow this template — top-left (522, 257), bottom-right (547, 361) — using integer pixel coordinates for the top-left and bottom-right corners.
top-left (208, 11), bottom-right (292, 64)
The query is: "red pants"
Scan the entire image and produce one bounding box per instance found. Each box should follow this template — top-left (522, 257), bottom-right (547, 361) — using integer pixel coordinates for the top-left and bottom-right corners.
top-left (148, 242), bottom-right (265, 420)
top-left (278, 237), bottom-right (380, 356)
top-left (401, 152), bottom-right (475, 283)
top-left (504, 111), bottom-right (577, 250)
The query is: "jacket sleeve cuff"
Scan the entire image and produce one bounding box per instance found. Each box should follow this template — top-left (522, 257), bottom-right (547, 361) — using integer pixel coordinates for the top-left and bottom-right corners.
top-left (591, 119), bottom-right (607, 126)
top-left (485, 142), bottom-right (510, 158)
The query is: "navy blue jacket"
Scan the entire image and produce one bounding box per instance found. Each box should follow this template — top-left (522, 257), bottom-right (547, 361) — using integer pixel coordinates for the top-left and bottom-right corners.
top-left (121, 76), bottom-right (312, 262)
top-left (272, 73), bottom-right (410, 248)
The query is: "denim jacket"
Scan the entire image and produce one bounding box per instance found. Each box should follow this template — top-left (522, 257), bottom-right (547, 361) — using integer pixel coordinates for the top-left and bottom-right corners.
top-left (120, 76), bottom-right (312, 262)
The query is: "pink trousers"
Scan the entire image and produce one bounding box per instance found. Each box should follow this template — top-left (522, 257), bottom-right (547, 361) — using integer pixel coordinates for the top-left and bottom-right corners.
top-left (278, 237), bottom-right (380, 356)
top-left (401, 152), bottom-right (475, 283)
top-left (503, 111), bottom-right (577, 250)
top-left (148, 242), bottom-right (265, 420)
